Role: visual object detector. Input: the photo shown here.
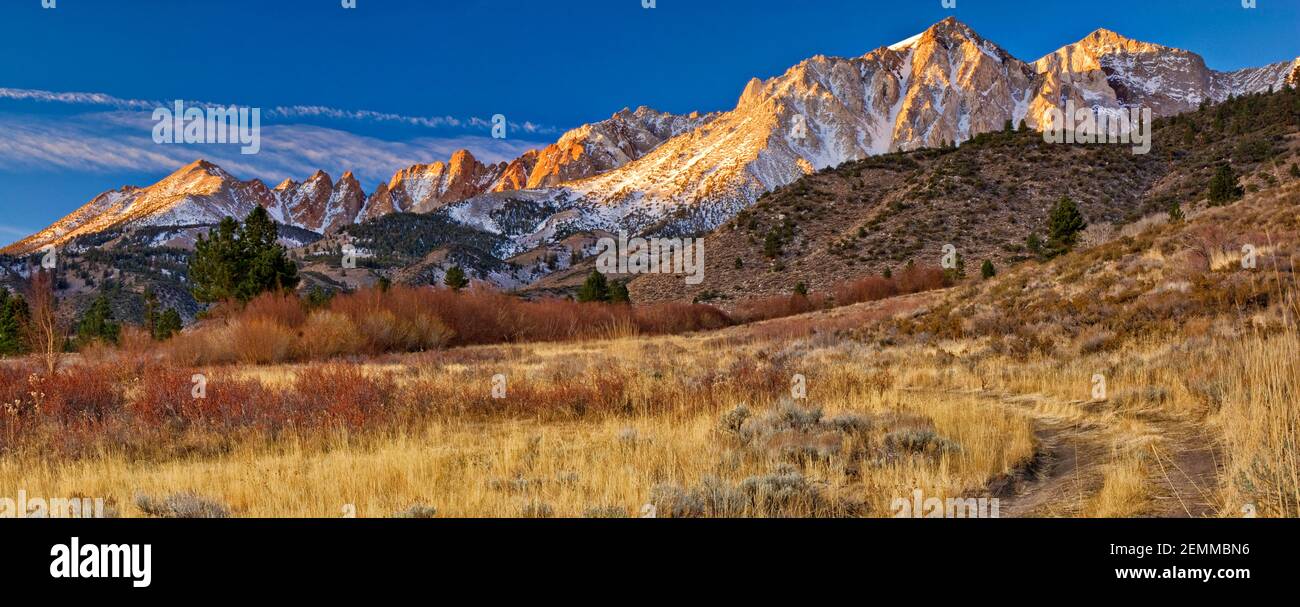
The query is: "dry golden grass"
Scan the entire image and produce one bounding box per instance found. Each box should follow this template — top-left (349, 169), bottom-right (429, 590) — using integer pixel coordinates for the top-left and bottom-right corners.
top-left (1216, 331), bottom-right (1300, 517)
top-left (1088, 454), bottom-right (1150, 518)
top-left (3, 262), bottom-right (1297, 518)
top-left (3, 313), bottom-right (1298, 517)
top-left (0, 329), bottom-right (1040, 517)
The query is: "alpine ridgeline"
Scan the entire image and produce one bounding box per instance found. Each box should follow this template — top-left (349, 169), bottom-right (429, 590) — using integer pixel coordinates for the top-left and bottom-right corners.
top-left (7, 18), bottom-right (1298, 290)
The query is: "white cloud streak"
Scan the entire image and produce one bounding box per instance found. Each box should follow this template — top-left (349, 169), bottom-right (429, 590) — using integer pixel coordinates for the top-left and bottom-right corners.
top-left (0, 111), bottom-right (546, 190)
top-left (0, 87), bottom-right (560, 135)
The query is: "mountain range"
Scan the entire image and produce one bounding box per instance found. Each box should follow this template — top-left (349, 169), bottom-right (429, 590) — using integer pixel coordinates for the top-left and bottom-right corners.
top-left (4, 18), bottom-right (1298, 292)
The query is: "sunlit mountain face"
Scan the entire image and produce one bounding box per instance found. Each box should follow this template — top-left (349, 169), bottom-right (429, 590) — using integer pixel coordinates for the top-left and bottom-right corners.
top-left (8, 18), bottom-right (1295, 263)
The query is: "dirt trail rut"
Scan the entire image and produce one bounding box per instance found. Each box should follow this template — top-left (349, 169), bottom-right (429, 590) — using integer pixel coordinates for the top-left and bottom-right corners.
top-left (909, 388), bottom-right (1222, 517)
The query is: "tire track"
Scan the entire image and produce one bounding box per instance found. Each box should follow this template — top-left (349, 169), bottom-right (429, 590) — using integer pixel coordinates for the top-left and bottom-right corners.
top-left (907, 388), bottom-right (1222, 517)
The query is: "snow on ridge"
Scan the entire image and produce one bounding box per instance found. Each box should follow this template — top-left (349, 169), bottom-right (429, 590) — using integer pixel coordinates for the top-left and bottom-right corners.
top-left (13, 20), bottom-right (1299, 263)
top-left (888, 32), bottom-right (923, 51)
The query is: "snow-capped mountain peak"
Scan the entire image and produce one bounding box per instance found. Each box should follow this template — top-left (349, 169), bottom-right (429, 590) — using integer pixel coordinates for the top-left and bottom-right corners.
top-left (7, 18), bottom-right (1298, 260)
top-left (441, 18), bottom-right (1298, 244)
top-left (3, 159), bottom-right (281, 254)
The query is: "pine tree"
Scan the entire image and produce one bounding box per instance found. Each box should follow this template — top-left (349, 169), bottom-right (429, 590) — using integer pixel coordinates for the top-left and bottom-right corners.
top-left (943, 252), bottom-right (966, 284)
top-left (305, 286), bottom-right (335, 309)
top-left (763, 231), bottom-right (783, 259)
top-left (609, 281), bottom-right (631, 304)
top-left (143, 288), bottom-right (158, 338)
top-left (76, 292), bottom-right (120, 346)
top-left (980, 260), bottom-right (996, 280)
top-left (154, 308), bottom-right (182, 341)
top-left (793, 282), bottom-right (808, 297)
top-left (0, 289), bottom-right (29, 356)
top-left (1208, 164), bottom-right (1244, 205)
top-left (444, 265), bottom-right (469, 291)
top-left (190, 217), bottom-right (242, 303)
top-left (237, 206), bottom-right (299, 300)
top-left (1046, 196), bottom-right (1087, 256)
top-left (1168, 201), bottom-right (1185, 223)
top-left (576, 270), bottom-right (610, 303)
top-left (1027, 233), bottom-right (1044, 257)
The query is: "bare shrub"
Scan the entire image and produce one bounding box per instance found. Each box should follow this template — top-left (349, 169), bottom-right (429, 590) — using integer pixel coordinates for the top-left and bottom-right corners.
top-left (650, 476), bottom-right (750, 517)
top-left (519, 501), bottom-right (554, 518)
top-left (135, 492), bottom-right (230, 518)
top-left (582, 505), bottom-right (629, 518)
top-left (884, 428), bottom-right (960, 455)
top-left (633, 302), bottom-right (731, 334)
top-left (393, 504), bottom-right (438, 518)
top-left (731, 294), bottom-right (822, 324)
top-left (23, 271), bottom-right (64, 375)
top-left (895, 264), bottom-right (947, 294)
top-left (38, 364), bottom-right (124, 425)
top-left (228, 318), bottom-right (296, 365)
top-left (718, 404), bottom-right (752, 436)
top-left (296, 310), bottom-right (362, 360)
top-left (651, 468), bottom-right (863, 518)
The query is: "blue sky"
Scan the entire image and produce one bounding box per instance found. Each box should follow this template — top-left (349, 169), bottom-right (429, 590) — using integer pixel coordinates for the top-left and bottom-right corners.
top-left (2, 0), bottom-right (1298, 245)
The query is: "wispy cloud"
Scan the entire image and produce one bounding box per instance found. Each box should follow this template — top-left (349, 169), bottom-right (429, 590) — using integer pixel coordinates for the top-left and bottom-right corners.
top-left (0, 88), bottom-right (160, 110)
top-left (266, 106), bottom-right (553, 135)
top-left (0, 110), bottom-right (546, 189)
top-left (0, 87), bottom-right (561, 135)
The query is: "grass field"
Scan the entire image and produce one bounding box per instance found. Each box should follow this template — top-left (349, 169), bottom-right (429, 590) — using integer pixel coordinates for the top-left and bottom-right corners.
top-left (2, 299), bottom-right (1296, 518)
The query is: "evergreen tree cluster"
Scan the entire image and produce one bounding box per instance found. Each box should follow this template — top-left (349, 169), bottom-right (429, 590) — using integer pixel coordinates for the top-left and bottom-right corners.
top-left (190, 207), bottom-right (300, 303)
top-left (76, 293), bottom-right (120, 346)
top-left (142, 290), bottom-right (183, 341)
top-left (0, 289), bottom-right (29, 355)
top-left (577, 270), bottom-right (630, 303)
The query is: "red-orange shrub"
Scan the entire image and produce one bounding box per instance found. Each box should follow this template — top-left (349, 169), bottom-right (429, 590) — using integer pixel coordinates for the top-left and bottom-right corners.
top-left (239, 292), bottom-right (307, 328)
top-left (732, 294), bottom-right (822, 324)
top-left (133, 364), bottom-right (395, 432)
top-left (228, 318), bottom-right (297, 365)
top-left (633, 303), bottom-right (731, 334)
top-left (834, 275), bottom-right (899, 306)
top-left (38, 365), bottom-right (124, 425)
top-left (896, 265), bottom-right (947, 294)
